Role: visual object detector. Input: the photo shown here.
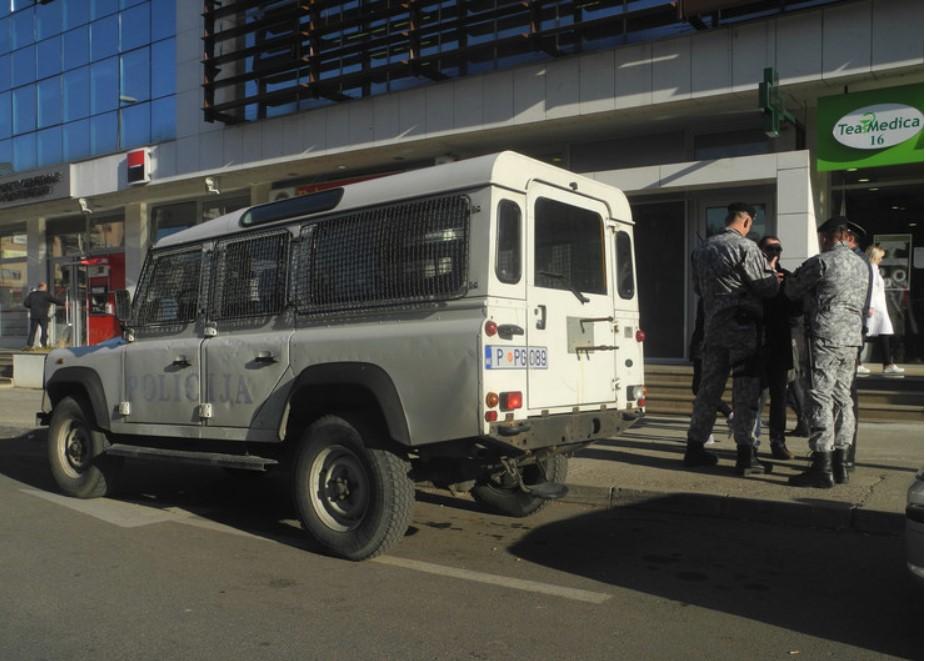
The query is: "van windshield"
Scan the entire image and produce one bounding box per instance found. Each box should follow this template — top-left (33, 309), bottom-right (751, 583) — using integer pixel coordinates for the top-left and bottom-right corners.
top-left (533, 198), bottom-right (606, 295)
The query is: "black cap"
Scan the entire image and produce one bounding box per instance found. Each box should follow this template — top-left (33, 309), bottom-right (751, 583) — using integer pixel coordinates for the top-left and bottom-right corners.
top-left (728, 202), bottom-right (756, 218)
top-left (817, 216), bottom-right (867, 239)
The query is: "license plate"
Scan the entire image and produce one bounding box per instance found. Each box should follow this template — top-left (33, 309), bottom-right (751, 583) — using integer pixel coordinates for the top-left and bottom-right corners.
top-left (484, 346), bottom-right (548, 370)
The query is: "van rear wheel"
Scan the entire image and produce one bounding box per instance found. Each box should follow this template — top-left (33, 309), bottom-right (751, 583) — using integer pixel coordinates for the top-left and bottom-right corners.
top-left (292, 415), bottom-right (414, 560)
top-left (48, 396), bottom-right (122, 498)
top-left (471, 454), bottom-right (568, 517)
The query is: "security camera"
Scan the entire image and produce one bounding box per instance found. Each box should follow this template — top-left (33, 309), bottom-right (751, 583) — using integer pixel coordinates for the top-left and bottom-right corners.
top-left (78, 198), bottom-right (94, 215)
top-left (205, 176), bottom-right (221, 195)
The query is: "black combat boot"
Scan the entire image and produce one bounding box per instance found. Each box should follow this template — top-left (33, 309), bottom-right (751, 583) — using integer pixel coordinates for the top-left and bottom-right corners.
top-left (788, 451), bottom-right (834, 488)
top-left (683, 439), bottom-right (718, 467)
top-left (832, 449), bottom-right (849, 484)
top-left (845, 442), bottom-right (856, 472)
top-left (735, 444), bottom-right (765, 475)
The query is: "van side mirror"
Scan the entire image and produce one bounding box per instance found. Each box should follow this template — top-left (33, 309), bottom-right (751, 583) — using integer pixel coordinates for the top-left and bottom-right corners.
top-left (114, 289), bottom-right (131, 323)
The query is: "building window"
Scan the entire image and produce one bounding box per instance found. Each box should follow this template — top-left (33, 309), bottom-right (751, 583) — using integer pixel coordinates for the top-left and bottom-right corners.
top-left (0, 225), bottom-right (28, 339)
top-left (151, 194), bottom-right (251, 243)
top-left (705, 204), bottom-right (768, 243)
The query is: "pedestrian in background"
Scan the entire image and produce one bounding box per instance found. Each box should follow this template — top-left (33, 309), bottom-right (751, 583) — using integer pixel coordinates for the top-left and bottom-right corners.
top-left (23, 282), bottom-right (65, 350)
top-left (683, 203), bottom-right (780, 475)
top-left (756, 235), bottom-right (799, 460)
top-left (784, 217), bottom-right (870, 488)
top-left (864, 245), bottom-right (905, 376)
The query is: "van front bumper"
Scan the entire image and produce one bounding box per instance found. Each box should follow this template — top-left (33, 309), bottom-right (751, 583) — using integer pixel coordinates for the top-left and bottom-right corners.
top-left (487, 408), bottom-right (643, 451)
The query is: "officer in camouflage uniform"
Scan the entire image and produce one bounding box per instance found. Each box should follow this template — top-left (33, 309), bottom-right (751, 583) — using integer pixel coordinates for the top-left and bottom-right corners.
top-left (784, 216), bottom-right (870, 488)
top-left (683, 203), bottom-right (780, 474)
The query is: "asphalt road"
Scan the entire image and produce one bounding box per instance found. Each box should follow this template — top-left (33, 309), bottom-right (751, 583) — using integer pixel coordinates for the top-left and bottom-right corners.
top-left (0, 427), bottom-right (921, 660)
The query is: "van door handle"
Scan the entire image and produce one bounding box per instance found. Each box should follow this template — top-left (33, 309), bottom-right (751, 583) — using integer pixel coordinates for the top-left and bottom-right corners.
top-left (254, 351), bottom-right (277, 364)
top-left (172, 356), bottom-right (191, 367)
top-left (535, 305), bottom-right (546, 330)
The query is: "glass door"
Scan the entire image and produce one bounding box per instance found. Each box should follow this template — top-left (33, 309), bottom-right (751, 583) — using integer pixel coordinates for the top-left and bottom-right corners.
top-left (50, 261), bottom-right (87, 347)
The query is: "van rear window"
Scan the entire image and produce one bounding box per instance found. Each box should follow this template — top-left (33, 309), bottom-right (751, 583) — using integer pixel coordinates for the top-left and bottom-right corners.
top-left (534, 198), bottom-right (605, 295)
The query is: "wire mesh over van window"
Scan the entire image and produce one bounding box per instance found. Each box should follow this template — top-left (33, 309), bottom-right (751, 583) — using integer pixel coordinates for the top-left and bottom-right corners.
top-left (134, 248), bottom-right (203, 326)
top-left (295, 195), bottom-right (470, 314)
top-left (616, 230), bottom-right (635, 299)
top-left (534, 198), bottom-right (606, 295)
top-left (211, 232), bottom-right (289, 320)
top-left (496, 200), bottom-right (521, 284)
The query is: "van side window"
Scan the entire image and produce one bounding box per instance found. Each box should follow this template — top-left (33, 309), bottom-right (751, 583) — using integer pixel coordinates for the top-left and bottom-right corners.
top-left (295, 194), bottom-right (470, 314)
top-left (496, 200), bottom-right (521, 284)
top-left (616, 230), bottom-right (635, 299)
top-left (134, 248), bottom-right (202, 325)
top-left (211, 231), bottom-right (290, 319)
top-left (534, 198), bottom-right (605, 295)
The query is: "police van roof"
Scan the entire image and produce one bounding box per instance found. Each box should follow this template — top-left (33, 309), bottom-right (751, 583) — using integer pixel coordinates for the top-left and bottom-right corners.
top-left (154, 151), bottom-right (632, 249)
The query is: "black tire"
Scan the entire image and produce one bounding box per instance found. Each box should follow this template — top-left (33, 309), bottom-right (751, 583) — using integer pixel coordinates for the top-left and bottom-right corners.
top-left (292, 415), bottom-right (414, 561)
top-left (471, 453), bottom-right (568, 517)
top-left (47, 396), bottom-right (122, 499)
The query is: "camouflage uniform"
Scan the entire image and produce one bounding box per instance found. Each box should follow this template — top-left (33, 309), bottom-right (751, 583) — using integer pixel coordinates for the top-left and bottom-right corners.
top-left (784, 244), bottom-right (869, 453)
top-left (688, 229), bottom-right (779, 447)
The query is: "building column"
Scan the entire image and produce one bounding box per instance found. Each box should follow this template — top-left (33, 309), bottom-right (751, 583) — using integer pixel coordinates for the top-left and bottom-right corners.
top-left (123, 202), bottom-right (148, 295)
top-left (26, 216), bottom-right (47, 288)
top-left (775, 151), bottom-right (819, 272)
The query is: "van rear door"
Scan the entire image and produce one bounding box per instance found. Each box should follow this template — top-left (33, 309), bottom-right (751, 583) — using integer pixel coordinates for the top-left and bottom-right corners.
top-left (525, 183), bottom-right (617, 411)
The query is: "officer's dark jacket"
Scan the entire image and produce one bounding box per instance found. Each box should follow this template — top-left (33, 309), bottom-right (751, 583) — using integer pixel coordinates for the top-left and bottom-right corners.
top-left (784, 243), bottom-right (869, 347)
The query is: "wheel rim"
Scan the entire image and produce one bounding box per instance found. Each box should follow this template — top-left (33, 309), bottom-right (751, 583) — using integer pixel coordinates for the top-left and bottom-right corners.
top-left (308, 444), bottom-right (370, 533)
top-left (58, 420), bottom-right (91, 479)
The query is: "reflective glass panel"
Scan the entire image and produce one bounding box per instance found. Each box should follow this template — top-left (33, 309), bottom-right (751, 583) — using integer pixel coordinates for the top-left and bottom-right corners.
top-left (11, 44), bottom-right (35, 87)
top-left (151, 0), bottom-right (175, 41)
top-left (11, 6), bottom-right (33, 50)
top-left (90, 56), bottom-right (117, 113)
top-left (0, 17), bottom-right (9, 56)
top-left (64, 1), bottom-right (91, 30)
top-left (90, 110), bottom-right (117, 153)
top-left (150, 95), bottom-right (174, 143)
top-left (90, 13), bottom-right (117, 61)
top-left (35, 0), bottom-right (63, 40)
top-left (92, 0), bottom-right (119, 21)
top-left (12, 1), bottom-right (36, 11)
top-left (0, 139), bottom-right (11, 170)
top-left (63, 66), bottom-right (90, 121)
top-left (36, 34), bottom-right (61, 79)
top-left (90, 217), bottom-right (125, 249)
top-left (150, 36), bottom-right (173, 97)
top-left (121, 0), bottom-right (147, 8)
top-left (62, 25), bottom-right (89, 70)
top-left (36, 125), bottom-right (62, 166)
top-left (0, 228), bottom-right (27, 259)
top-left (12, 132), bottom-right (35, 171)
top-left (120, 101), bottom-right (149, 148)
top-left (0, 54), bottom-right (8, 91)
top-left (37, 76), bottom-right (62, 128)
top-left (120, 2), bottom-right (149, 52)
top-left (120, 46), bottom-right (148, 104)
top-left (0, 91), bottom-right (9, 138)
top-left (63, 119), bottom-right (91, 161)
top-left (12, 84), bottom-right (34, 133)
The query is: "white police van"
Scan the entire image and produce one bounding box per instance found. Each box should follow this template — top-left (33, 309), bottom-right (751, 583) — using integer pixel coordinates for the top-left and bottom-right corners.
top-left (39, 152), bottom-right (645, 560)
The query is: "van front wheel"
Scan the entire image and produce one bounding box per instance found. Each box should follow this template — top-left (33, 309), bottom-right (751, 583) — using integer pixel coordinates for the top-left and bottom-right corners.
top-left (292, 415), bottom-right (414, 561)
top-left (471, 454), bottom-right (568, 517)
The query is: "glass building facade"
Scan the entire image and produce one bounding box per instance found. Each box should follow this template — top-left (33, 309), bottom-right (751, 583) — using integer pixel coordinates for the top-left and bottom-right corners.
top-left (0, 0), bottom-right (176, 174)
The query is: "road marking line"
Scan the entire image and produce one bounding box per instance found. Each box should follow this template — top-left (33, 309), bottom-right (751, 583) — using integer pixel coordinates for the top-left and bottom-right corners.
top-left (373, 556), bottom-right (611, 604)
top-left (20, 489), bottom-right (269, 542)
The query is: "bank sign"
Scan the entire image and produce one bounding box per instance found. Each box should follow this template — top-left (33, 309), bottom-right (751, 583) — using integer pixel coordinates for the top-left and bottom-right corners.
top-left (817, 84), bottom-right (923, 171)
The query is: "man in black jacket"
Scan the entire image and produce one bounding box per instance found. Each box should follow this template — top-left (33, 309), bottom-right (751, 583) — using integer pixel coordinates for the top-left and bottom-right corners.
top-left (24, 282), bottom-right (65, 350)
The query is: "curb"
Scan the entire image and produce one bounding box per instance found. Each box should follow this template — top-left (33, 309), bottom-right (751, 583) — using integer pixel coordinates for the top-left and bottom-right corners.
top-left (561, 482), bottom-right (905, 536)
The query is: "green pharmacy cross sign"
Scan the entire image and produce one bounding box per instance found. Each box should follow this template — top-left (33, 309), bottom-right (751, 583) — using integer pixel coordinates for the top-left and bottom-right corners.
top-left (816, 84), bottom-right (924, 171)
top-left (758, 67), bottom-right (795, 138)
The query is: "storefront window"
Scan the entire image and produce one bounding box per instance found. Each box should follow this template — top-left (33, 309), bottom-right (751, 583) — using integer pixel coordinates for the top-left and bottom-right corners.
top-left (0, 225), bottom-right (28, 338)
top-left (89, 216), bottom-right (125, 250)
top-left (47, 217), bottom-right (86, 258)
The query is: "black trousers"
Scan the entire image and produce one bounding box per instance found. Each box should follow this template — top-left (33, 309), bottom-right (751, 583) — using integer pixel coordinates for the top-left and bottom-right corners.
top-left (760, 361), bottom-right (789, 442)
top-left (26, 317), bottom-right (49, 347)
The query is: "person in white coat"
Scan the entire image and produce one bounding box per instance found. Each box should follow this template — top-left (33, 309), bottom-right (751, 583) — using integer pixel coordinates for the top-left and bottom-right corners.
top-left (864, 246), bottom-right (904, 376)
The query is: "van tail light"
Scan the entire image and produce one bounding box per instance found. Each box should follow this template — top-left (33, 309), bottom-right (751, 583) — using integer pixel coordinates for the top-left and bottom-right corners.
top-left (500, 391), bottom-right (522, 411)
top-left (635, 329), bottom-right (646, 343)
top-left (485, 320), bottom-right (498, 336)
top-left (485, 392), bottom-right (499, 408)
top-left (485, 411), bottom-right (498, 422)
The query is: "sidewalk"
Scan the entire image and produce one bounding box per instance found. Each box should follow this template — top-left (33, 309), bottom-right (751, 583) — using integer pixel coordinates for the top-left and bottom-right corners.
top-left (2, 387), bottom-right (921, 535)
top-left (566, 414), bottom-right (924, 535)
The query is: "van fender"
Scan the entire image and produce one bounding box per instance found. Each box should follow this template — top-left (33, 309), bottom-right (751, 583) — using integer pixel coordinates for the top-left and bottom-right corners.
top-left (45, 367), bottom-right (112, 431)
top-left (284, 363), bottom-right (411, 445)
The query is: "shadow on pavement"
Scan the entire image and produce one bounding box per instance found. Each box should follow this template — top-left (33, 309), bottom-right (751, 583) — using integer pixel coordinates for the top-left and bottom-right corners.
top-left (509, 496), bottom-right (923, 659)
